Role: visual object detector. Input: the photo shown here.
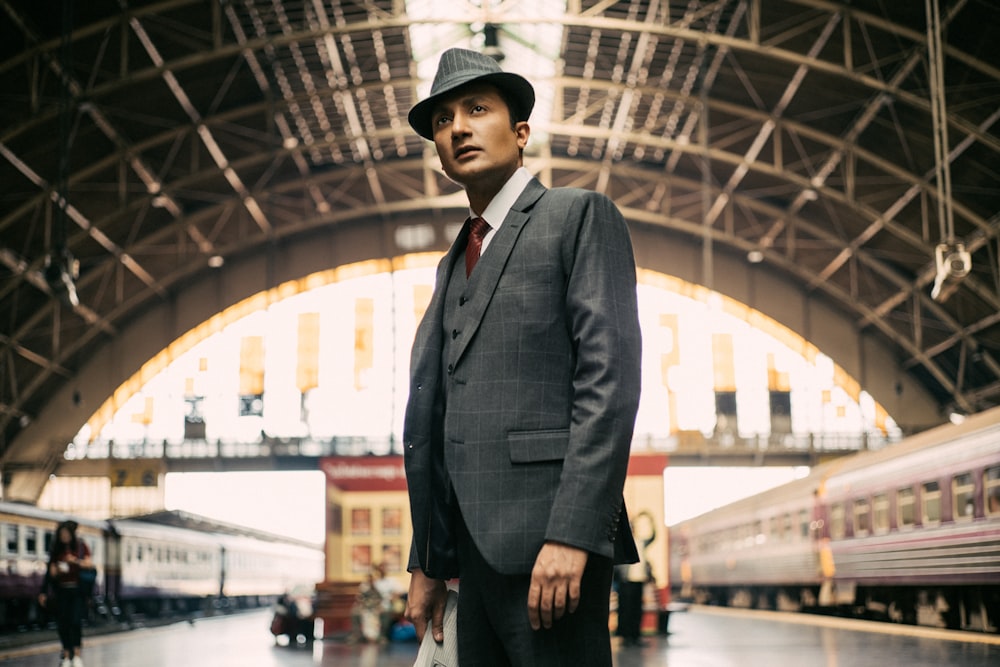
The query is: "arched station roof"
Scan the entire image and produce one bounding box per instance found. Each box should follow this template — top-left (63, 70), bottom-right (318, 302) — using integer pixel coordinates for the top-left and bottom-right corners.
top-left (1, 0), bottom-right (998, 499)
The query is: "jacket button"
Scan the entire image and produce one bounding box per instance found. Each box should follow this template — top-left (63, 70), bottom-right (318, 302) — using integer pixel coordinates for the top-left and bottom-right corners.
top-left (452, 329), bottom-right (459, 339)
top-left (447, 364), bottom-right (454, 375)
top-left (415, 383), bottom-right (423, 391)
top-left (459, 296), bottom-right (467, 306)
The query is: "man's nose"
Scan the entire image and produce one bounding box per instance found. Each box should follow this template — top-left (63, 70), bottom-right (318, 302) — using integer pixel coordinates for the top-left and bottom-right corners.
top-left (451, 112), bottom-right (470, 136)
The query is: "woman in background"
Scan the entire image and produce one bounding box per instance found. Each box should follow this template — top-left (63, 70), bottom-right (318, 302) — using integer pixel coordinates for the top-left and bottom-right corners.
top-left (38, 520), bottom-right (91, 667)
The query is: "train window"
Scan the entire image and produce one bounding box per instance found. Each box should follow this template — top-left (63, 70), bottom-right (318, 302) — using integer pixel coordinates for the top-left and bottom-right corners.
top-left (830, 503), bottom-right (845, 539)
top-left (897, 487), bottom-right (915, 528)
top-left (799, 509), bottom-right (809, 539)
top-left (952, 473), bottom-right (975, 521)
top-left (853, 499), bottom-right (871, 536)
top-left (5, 524), bottom-right (19, 555)
top-left (769, 516), bottom-right (781, 540)
top-left (872, 494), bottom-right (889, 533)
top-left (986, 466), bottom-right (1000, 517)
top-left (43, 530), bottom-right (54, 555)
top-left (754, 520), bottom-right (765, 545)
top-left (922, 481), bottom-right (941, 525)
top-left (782, 513), bottom-right (793, 541)
top-left (25, 526), bottom-right (37, 555)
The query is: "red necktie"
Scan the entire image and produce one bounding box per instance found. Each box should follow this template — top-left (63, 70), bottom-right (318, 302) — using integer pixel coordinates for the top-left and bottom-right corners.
top-left (465, 216), bottom-right (491, 277)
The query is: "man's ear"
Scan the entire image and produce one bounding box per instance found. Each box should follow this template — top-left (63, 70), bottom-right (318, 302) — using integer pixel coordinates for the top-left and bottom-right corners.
top-left (515, 121), bottom-right (531, 149)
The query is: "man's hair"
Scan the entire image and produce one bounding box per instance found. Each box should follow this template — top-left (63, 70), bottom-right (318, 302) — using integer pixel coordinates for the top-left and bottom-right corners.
top-left (493, 84), bottom-right (525, 157)
top-left (495, 85), bottom-right (521, 130)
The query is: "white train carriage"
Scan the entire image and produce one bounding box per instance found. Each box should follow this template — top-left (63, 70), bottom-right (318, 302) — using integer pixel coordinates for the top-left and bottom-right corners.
top-left (819, 409), bottom-right (1000, 628)
top-left (112, 518), bottom-right (226, 602)
top-left (670, 406), bottom-right (1000, 631)
top-left (670, 470), bottom-right (824, 609)
top-left (217, 532), bottom-right (323, 599)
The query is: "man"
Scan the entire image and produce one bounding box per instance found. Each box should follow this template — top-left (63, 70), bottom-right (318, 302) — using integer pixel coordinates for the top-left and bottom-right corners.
top-left (403, 47), bottom-right (642, 665)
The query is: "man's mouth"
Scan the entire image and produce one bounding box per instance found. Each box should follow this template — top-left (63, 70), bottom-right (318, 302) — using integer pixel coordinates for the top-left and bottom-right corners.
top-left (454, 146), bottom-right (479, 158)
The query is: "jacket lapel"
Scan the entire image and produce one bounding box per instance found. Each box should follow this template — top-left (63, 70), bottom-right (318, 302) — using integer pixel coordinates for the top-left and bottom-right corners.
top-left (449, 178), bottom-right (547, 366)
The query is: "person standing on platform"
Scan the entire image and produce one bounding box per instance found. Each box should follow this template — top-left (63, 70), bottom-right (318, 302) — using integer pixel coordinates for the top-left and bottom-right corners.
top-left (38, 520), bottom-right (92, 667)
top-left (402, 47), bottom-right (643, 665)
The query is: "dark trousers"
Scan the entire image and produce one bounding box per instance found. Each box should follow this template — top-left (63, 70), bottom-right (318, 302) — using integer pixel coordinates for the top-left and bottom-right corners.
top-left (54, 586), bottom-right (84, 653)
top-left (615, 581), bottom-right (644, 640)
top-left (455, 515), bottom-right (614, 666)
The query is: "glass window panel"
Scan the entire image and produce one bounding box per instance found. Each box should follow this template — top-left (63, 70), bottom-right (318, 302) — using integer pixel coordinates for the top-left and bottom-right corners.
top-left (5, 524), bottom-right (19, 555)
top-left (853, 499), bottom-right (871, 536)
top-left (952, 472), bottom-right (975, 520)
top-left (923, 481), bottom-right (941, 524)
top-left (24, 526), bottom-right (37, 555)
top-left (984, 466), bottom-right (1000, 517)
top-left (873, 494), bottom-right (889, 533)
top-left (830, 503), bottom-right (845, 539)
top-left (898, 487), bottom-right (915, 527)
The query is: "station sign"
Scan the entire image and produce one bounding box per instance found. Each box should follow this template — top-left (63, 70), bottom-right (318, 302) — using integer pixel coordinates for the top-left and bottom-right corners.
top-left (320, 456), bottom-right (406, 492)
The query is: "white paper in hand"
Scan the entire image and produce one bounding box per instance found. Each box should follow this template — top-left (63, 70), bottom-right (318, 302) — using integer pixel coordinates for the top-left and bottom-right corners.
top-left (412, 589), bottom-right (459, 667)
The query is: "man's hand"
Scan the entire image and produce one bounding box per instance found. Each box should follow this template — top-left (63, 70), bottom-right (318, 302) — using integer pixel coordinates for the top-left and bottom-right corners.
top-left (527, 541), bottom-right (588, 630)
top-left (405, 568), bottom-right (448, 643)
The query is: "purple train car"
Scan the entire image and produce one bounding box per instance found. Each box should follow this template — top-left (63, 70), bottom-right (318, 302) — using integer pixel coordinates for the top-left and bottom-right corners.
top-left (670, 405), bottom-right (1000, 632)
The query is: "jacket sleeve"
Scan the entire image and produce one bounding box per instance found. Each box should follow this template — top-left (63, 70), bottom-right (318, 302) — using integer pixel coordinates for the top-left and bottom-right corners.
top-left (543, 190), bottom-right (642, 557)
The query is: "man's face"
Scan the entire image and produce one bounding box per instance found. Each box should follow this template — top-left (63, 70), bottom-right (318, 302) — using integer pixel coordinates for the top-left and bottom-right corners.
top-left (430, 83), bottom-right (529, 188)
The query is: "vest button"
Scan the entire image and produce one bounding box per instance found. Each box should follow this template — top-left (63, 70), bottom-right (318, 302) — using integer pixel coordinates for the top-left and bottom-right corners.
top-left (459, 296), bottom-right (467, 306)
top-left (447, 364), bottom-right (454, 375)
top-left (452, 329), bottom-right (459, 339)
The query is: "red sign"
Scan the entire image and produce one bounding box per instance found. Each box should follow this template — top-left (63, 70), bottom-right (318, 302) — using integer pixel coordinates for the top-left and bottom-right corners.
top-left (627, 453), bottom-right (669, 477)
top-left (321, 456), bottom-right (407, 491)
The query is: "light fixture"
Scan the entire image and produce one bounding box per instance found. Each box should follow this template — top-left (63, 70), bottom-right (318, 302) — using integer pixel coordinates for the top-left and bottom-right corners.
top-left (930, 242), bottom-right (971, 301)
top-left (208, 255), bottom-right (225, 268)
top-left (747, 250), bottom-right (764, 264)
top-left (481, 23), bottom-right (505, 62)
top-left (948, 411), bottom-right (966, 425)
top-left (44, 247), bottom-right (80, 308)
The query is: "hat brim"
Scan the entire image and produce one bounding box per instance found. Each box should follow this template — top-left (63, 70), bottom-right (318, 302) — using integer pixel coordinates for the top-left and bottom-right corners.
top-left (408, 71), bottom-right (535, 141)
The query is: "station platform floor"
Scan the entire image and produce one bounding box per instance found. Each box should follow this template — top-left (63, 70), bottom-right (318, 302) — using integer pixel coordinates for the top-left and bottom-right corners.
top-left (2, 605), bottom-right (998, 666)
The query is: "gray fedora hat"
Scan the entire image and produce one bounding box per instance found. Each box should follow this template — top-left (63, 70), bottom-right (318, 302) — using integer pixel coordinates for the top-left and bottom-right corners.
top-left (408, 48), bottom-right (535, 140)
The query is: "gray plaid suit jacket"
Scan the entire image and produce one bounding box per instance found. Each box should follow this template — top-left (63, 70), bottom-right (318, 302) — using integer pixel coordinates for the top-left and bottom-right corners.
top-left (404, 177), bottom-right (641, 578)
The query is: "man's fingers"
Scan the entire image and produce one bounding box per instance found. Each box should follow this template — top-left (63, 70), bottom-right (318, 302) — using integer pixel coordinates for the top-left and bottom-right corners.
top-left (539, 584), bottom-right (554, 629)
top-left (411, 613), bottom-right (429, 642)
top-left (552, 583), bottom-right (567, 621)
top-left (527, 581), bottom-right (542, 630)
top-left (568, 577), bottom-right (582, 614)
top-left (431, 596), bottom-right (446, 643)
top-left (529, 543), bottom-right (589, 630)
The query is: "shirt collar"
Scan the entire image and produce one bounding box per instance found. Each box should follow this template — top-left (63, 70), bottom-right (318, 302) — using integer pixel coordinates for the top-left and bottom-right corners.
top-left (470, 166), bottom-right (533, 231)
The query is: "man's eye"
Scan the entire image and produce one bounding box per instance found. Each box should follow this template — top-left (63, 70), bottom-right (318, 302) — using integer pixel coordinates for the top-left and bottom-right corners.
top-left (471, 105), bottom-right (486, 113)
top-left (435, 116), bottom-right (451, 126)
